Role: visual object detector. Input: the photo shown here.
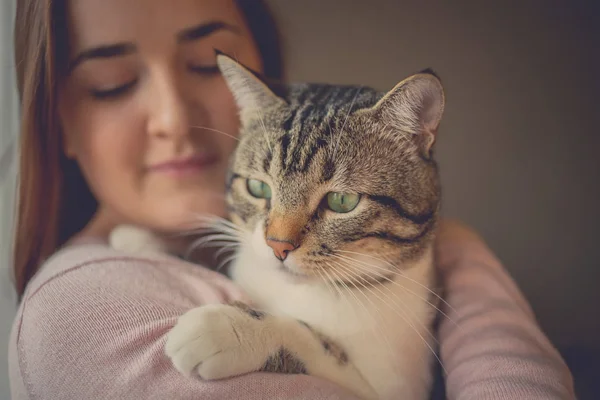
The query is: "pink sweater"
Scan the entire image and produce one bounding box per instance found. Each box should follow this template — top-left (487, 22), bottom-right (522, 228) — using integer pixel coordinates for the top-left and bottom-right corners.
top-left (8, 235), bottom-right (575, 399)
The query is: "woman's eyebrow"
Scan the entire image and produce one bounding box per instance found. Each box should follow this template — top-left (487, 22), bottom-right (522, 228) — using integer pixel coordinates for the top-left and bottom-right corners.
top-left (67, 21), bottom-right (238, 73)
top-left (177, 21), bottom-right (240, 43)
top-left (68, 43), bottom-right (136, 72)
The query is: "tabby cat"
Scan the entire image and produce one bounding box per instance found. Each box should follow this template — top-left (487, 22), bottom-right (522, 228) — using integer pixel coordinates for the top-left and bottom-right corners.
top-left (110, 53), bottom-right (445, 400)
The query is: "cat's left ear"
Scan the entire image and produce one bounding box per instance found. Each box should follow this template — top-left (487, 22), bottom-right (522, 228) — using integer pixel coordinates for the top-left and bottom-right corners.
top-left (216, 52), bottom-right (287, 126)
top-left (371, 70), bottom-right (445, 157)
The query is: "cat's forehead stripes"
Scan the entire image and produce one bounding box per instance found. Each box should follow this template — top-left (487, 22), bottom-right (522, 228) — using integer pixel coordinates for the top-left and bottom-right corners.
top-left (275, 84), bottom-right (380, 178)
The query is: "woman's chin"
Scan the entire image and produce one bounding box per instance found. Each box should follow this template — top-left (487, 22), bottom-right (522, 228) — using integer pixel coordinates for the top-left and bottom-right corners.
top-left (152, 193), bottom-right (228, 233)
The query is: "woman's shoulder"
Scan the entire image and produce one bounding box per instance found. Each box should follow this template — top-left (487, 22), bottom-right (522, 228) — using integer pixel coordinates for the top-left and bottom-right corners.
top-left (24, 238), bottom-right (150, 295)
top-left (23, 238), bottom-right (244, 307)
top-left (10, 239), bottom-right (240, 397)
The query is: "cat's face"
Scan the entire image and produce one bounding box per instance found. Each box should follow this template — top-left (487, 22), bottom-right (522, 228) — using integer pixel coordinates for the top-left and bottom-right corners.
top-left (217, 54), bottom-right (444, 283)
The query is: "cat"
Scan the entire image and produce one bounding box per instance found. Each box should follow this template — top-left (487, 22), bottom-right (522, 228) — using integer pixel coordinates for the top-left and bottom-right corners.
top-left (110, 53), bottom-right (445, 400)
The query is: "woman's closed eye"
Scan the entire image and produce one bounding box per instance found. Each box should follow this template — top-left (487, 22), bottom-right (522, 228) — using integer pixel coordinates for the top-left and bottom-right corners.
top-left (89, 79), bottom-right (138, 100)
top-left (89, 64), bottom-right (220, 100)
top-left (188, 63), bottom-right (220, 75)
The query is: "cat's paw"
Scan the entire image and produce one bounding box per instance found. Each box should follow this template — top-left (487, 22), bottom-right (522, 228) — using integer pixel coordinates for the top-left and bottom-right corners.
top-left (165, 303), bottom-right (272, 380)
top-left (166, 303), bottom-right (378, 399)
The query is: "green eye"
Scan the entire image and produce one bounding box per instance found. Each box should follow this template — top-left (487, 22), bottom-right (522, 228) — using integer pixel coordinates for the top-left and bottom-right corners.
top-left (247, 179), bottom-right (272, 199)
top-left (326, 192), bottom-right (361, 213)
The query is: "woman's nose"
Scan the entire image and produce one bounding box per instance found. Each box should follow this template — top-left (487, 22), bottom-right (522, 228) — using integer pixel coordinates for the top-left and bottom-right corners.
top-left (146, 71), bottom-right (196, 141)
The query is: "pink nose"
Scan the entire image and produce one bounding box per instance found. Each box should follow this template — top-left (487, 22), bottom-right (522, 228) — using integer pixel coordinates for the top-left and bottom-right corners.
top-left (266, 239), bottom-right (296, 261)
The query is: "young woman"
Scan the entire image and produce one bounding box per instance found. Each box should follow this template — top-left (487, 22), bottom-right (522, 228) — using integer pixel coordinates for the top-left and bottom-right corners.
top-left (8, 0), bottom-right (576, 399)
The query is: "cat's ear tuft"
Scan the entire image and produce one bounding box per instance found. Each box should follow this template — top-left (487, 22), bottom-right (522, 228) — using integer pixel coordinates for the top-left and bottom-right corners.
top-left (373, 71), bottom-right (445, 156)
top-left (216, 53), bottom-right (286, 125)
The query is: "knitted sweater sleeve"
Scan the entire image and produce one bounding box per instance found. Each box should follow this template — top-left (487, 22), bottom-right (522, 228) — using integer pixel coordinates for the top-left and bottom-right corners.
top-left (8, 243), bottom-right (359, 400)
top-left (435, 225), bottom-right (576, 400)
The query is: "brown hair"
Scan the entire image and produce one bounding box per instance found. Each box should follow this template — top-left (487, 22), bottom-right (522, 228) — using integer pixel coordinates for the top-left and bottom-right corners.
top-left (12, 0), bottom-right (284, 300)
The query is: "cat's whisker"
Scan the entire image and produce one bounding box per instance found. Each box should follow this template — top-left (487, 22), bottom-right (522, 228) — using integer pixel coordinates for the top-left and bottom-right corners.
top-left (316, 268), bottom-right (343, 322)
top-left (324, 263), bottom-right (384, 337)
top-left (167, 214), bottom-right (243, 239)
top-left (326, 262), bottom-right (399, 370)
top-left (330, 253), bottom-right (462, 331)
top-left (183, 226), bottom-right (242, 259)
top-left (194, 242), bottom-right (238, 257)
top-left (216, 253), bottom-right (238, 272)
top-left (320, 264), bottom-right (359, 316)
top-left (209, 223), bottom-right (244, 237)
top-left (331, 260), bottom-right (447, 375)
top-left (201, 225), bottom-right (242, 238)
top-left (183, 241), bottom-right (238, 261)
top-left (196, 230), bottom-right (239, 238)
top-left (191, 238), bottom-right (239, 248)
top-left (182, 227), bottom-right (237, 238)
top-left (314, 268), bottom-right (337, 299)
top-left (188, 236), bottom-right (239, 252)
top-left (185, 219), bottom-right (244, 239)
top-left (332, 260), bottom-right (442, 348)
top-left (189, 214), bottom-right (243, 231)
top-left (192, 233), bottom-right (240, 246)
top-left (335, 249), bottom-right (460, 317)
top-left (214, 244), bottom-right (239, 260)
top-left (318, 265), bottom-right (351, 323)
top-left (333, 260), bottom-right (431, 325)
top-left (186, 241), bottom-right (238, 254)
top-left (320, 265), bottom-right (349, 301)
top-left (188, 241), bottom-right (238, 255)
top-left (190, 125), bottom-right (240, 142)
top-left (175, 212), bottom-right (246, 267)
top-left (181, 227), bottom-right (214, 234)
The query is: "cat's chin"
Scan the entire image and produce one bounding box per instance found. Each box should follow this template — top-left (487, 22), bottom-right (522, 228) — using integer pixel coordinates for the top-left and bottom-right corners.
top-left (276, 257), bottom-right (315, 285)
top-left (276, 265), bottom-right (313, 285)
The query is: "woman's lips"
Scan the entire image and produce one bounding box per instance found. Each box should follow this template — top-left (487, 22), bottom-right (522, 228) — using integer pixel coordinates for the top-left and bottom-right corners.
top-left (148, 153), bottom-right (219, 176)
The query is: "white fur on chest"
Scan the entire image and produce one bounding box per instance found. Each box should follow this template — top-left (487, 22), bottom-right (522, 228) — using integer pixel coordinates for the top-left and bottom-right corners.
top-left (231, 227), bottom-right (437, 399)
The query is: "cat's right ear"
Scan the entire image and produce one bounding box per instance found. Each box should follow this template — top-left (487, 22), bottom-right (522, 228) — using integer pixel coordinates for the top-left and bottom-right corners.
top-left (216, 52), bottom-right (287, 126)
top-left (371, 70), bottom-right (445, 157)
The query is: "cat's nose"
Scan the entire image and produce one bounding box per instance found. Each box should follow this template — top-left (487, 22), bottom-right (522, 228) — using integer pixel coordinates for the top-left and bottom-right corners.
top-left (266, 238), bottom-right (297, 261)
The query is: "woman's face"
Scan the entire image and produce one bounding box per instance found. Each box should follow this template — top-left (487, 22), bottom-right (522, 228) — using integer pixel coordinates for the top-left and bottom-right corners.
top-left (59, 0), bottom-right (263, 233)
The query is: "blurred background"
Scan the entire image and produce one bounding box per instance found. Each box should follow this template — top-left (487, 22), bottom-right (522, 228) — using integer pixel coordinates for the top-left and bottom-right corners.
top-left (1, 0), bottom-right (598, 398)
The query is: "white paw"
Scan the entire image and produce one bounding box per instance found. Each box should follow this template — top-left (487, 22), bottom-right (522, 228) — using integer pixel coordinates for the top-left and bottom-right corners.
top-left (165, 304), bottom-right (269, 380)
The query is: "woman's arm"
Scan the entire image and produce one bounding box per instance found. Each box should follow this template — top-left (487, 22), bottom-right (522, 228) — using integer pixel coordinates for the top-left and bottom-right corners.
top-left (435, 219), bottom-right (576, 400)
top-left (9, 244), bottom-right (360, 400)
